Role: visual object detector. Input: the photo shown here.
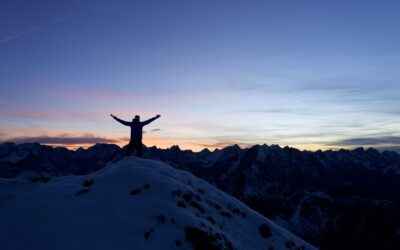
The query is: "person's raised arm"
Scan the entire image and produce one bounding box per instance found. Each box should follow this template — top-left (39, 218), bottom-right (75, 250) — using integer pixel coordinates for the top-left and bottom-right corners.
top-left (110, 114), bottom-right (131, 126)
top-left (141, 114), bottom-right (161, 126)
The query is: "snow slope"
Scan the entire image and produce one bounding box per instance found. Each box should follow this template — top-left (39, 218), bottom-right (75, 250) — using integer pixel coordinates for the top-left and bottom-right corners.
top-left (0, 157), bottom-right (316, 250)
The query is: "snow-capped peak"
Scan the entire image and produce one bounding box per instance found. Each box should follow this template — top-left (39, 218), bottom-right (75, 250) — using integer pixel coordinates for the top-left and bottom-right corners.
top-left (0, 157), bottom-right (316, 250)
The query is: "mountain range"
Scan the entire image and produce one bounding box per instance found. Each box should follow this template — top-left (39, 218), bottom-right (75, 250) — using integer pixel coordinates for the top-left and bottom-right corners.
top-left (1, 142), bottom-right (399, 250)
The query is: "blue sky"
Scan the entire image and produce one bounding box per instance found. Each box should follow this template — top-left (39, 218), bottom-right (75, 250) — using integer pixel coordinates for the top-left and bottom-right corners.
top-left (1, 0), bottom-right (400, 151)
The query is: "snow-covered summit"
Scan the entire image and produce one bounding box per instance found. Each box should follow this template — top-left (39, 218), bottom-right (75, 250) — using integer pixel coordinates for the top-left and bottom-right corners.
top-left (0, 157), bottom-right (316, 250)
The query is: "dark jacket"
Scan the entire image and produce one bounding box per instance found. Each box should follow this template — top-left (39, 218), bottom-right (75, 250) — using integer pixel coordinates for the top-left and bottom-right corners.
top-left (114, 116), bottom-right (158, 140)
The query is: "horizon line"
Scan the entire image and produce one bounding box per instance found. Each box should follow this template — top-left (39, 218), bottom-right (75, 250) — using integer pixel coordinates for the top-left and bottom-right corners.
top-left (1, 141), bottom-right (397, 154)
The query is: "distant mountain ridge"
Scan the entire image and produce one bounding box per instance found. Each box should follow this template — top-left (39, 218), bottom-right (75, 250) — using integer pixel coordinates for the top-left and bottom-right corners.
top-left (1, 142), bottom-right (400, 249)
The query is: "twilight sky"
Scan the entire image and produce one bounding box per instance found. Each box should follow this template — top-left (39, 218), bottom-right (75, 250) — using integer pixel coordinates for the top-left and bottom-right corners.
top-left (1, 0), bottom-right (400, 151)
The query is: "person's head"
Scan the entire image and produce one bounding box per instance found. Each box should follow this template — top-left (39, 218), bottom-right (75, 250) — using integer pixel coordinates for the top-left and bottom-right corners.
top-left (133, 115), bottom-right (140, 122)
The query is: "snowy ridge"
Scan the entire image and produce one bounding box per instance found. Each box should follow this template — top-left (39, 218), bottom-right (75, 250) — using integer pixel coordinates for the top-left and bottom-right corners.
top-left (0, 157), bottom-right (316, 250)
top-left (1, 142), bottom-right (400, 249)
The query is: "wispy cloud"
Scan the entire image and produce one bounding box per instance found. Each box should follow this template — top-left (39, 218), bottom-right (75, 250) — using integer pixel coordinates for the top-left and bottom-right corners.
top-left (227, 74), bottom-right (399, 99)
top-left (0, 133), bottom-right (119, 145)
top-left (246, 108), bottom-right (293, 114)
top-left (326, 135), bottom-right (400, 152)
top-left (0, 13), bottom-right (73, 46)
top-left (149, 128), bottom-right (161, 132)
top-left (328, 136), bottom-right (400, 146)
top-left (374, 146), bottom-right (400, 152)
top-left (195, 140), bottom-right (253, 149)
top-left (0, 29), bottom-right (37, 46)
top-left (0, 107), bottom-right (104, 121)
top-left (229, 81), bottom-right (268, 91)
top-left (143, 128), bottom-right (161, 134)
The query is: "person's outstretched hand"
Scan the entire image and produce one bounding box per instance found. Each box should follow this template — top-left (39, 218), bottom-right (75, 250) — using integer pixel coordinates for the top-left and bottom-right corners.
top-left (156, 114), bottom-right (161, 118)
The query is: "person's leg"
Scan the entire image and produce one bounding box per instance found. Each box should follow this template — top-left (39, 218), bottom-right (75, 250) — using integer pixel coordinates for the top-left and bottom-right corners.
top-left (135, 140), bottom-right (143, 157)
top-left (126, 142), bottom-right (133, 156)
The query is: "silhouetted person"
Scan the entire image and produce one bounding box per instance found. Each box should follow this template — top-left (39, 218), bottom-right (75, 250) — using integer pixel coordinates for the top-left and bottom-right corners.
top-left (111, 114), bottom-right (161, 157)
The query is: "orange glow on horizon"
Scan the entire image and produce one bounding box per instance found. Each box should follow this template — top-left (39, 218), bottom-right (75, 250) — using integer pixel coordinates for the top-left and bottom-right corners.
top-left (2, 130), bottom-right (381, 153)
top-left (42, 139), bottom-right (348, 153)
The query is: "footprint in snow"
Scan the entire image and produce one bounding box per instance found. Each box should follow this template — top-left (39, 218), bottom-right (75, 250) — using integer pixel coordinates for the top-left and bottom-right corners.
top-left (129, 188), bottom-right (142, 195)
top-left (129, 184), bottom-right (151, 196)
top-left (76, 188), bottom-right (89, 196)
top-left (83, 179), bottom-right (94, 187)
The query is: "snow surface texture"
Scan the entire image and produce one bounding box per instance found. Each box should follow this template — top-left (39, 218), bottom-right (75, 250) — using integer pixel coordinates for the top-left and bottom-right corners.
top-left (0, 157), bottom-right (316, 250)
